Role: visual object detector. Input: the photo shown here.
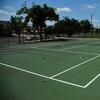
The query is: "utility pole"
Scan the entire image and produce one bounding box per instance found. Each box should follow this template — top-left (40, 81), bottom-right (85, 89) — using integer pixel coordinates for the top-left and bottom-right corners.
top-left (90, 13), bottom-right (94, 37)
top-left (22, 1), bottom-right (27, 7)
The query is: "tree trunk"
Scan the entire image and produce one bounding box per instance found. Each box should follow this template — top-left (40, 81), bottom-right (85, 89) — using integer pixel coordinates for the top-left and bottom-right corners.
top-left (38, 27), bottom-right (43, 42)
top-left (39, 32), bottom-right (43, 42)
top-left (18, 34), bottom-right (21, 43)
top-left (7, 36), bottom-right (10, 44)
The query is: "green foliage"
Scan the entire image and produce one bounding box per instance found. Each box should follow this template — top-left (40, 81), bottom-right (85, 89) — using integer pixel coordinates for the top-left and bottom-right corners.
top-left (95, 28), bottom-right (100, 34)
top-left (10, 15), bottom-right (26, 42)
top-left (45, 26), bottom-right (55, 35)
top-left (80, 19), bottom-right (91, 33)
top-left (54, 17), bottom-right (81, 37)
top-left (9, 2), bottom-right (95, 41)
top-left (10, 16), bottom-right (24, 34)
top-left (16, 3), bottom-right (59, 41)
top-left (17, 3), bottom-right (59, 28)
top-left (6, 22), bottom-right (13, 37)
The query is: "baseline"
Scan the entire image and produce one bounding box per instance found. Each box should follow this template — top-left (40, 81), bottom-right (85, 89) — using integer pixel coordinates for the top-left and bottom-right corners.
top-left (31, 47), bottom-right (99, 55)
top-left (58, 45), bottom-right (86, 51)
top-left (0, 62), bottom-right (85, 88)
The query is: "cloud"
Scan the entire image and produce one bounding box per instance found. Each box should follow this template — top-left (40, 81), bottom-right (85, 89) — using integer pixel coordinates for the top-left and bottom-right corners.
top-left (5, 6), bottom-right (13, 10)
top-left (82, 3), bottom-right (96, 9)
top-left (0, 6), bottom-right (16, 21)
top-left (0, 9), bottom-right (16, 21)
top-left (91, 19), bottom-right (100, 27)
top-left (0, 10), bottom-right (9, 15)
top-left (86, 5), bottom-right (96, 9)
top-left (0, 16), bottom-right (10, 21)
top-left (56, 7), bottom-right (71, 13)
top-left (46, 21), bottom-right (56, 26)
top-left (93, 19), bottom-right (99, 23)
top-left (0, 9), bottom-right (15, 16)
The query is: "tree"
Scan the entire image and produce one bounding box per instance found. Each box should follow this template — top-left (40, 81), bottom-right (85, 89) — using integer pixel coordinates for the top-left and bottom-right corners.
top-left (80, 19), bottom-right (91, 37)
top-left (45, 26), bottom-right (56, 39)
top-left (55, 20), bottom-right (68, 36)
top-left (54, 17), bottom-right (81, 37)
top-left (6, 22), bottom-right (13, 37)
top-left (17, 3), bottom-right (59, 41)
top-left (45, 26), bottom-right (55, 35)
top-left (95, 27), bottom-right (100, 34)
top-left (10, 15), bottom-right (25, 43)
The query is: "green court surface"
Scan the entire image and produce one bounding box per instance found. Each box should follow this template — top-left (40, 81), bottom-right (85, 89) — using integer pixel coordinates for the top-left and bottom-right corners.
top-left (1, 39), bottom-right (100, 100)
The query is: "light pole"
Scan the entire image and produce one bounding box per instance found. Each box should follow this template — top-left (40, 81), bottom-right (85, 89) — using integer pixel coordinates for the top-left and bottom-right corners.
top-left (90, 13), bottom-right (94, 37)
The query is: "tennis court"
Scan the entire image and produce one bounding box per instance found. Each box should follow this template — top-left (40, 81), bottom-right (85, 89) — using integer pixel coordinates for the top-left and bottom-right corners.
top-left (1, 38), bottom-right (100, 100)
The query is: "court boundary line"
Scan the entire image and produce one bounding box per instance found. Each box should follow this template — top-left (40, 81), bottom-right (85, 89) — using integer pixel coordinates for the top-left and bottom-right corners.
top-left (1, 60), bottom-right (100, 88)
top-left (0, 46), bottom-right (99, 55)
top-left (31, 47), bottom-right (99, 55)
top-left (1, 46), bottom-right (99, 56)
top-left (58, 45), bottom-right (86, 51)
top-left (0, 45), bottom-right (84, 51)
top-left (0, 43), bottom-right (99, 55)
top-left (64, 50), bottom-right (99, 55)
top-left (0, 39), bottom-right (85, 51)
top-left (84, 73), bottom-right (100, 88)
top-left (0, 62), bottom-right (85, 88)
top-left (51, 55), bottom-right (100, 78)
top-left (1, 41), bottom-right (100, 88)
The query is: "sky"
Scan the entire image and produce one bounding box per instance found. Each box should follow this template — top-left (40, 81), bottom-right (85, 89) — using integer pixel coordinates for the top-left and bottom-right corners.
top-left (0, 0), bottom-right (100, 27)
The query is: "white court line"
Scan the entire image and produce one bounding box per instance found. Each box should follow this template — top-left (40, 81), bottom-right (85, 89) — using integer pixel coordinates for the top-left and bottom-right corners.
top-left (84, 73), bottom-right (100, 88)
top-left (30, 46), bottom-right (100, 88)
top-left (0, 62), bottom-right (85, 88)
top-left (31, 47), bottom-right (99, 55)
top-left (0, 47), bottom-right (30, 51)
top-left (1, 45), bottom-right (99, 56)
top-left (58, 45), bottom-right (86, 51)
top-left (51, 55), bottom-right (100, 78)
top-left (65, 50), bottom-right (99, 55)
top-left (0, 44), bottom-right (99, 56)
top-left (0, 40), bottom-right (79, 51)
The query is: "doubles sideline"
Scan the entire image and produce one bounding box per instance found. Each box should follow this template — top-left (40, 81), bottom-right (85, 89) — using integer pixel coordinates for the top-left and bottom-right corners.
top-left (0, 62), bottom-right (85, 88)
top-left (51, 55), bottom-right (100, 78)
top-left (1, 55), bottom-right (100, 89)
top-left (1, 45), bottom-right (100, 88)
top-left (84, 72), bottom-right (100, 88)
